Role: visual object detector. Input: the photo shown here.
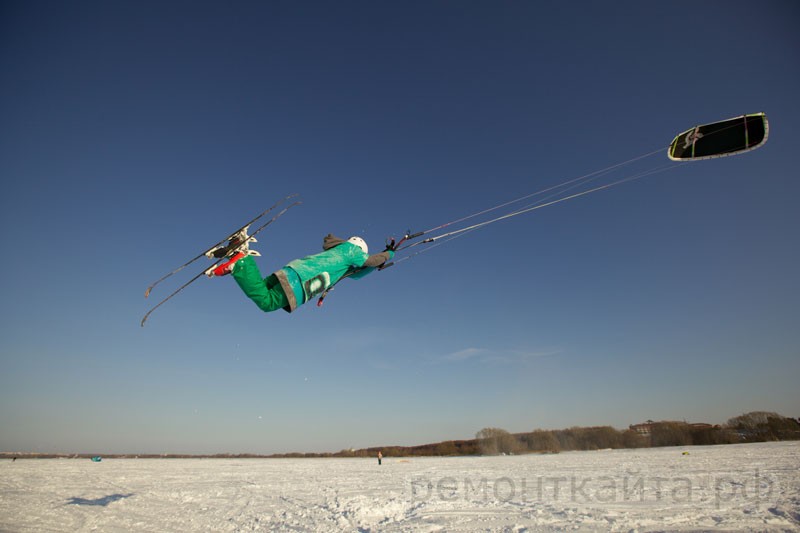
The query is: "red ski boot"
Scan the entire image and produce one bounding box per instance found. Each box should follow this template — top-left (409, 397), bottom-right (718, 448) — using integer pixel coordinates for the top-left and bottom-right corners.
top-left (205, 227), bottom-right (261, 277)
top-left (208, 251), bottom-right (248, 277)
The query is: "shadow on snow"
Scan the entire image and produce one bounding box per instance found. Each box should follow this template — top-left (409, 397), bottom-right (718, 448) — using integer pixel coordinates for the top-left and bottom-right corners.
top-left (66, 493), bottom-right (134, 506)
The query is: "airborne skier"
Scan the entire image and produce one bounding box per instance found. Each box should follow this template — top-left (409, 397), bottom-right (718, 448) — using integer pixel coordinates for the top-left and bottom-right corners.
top-left (211, 233), bottom-right (394, 313)
top-left (144, 112), bottom-right (771, 325)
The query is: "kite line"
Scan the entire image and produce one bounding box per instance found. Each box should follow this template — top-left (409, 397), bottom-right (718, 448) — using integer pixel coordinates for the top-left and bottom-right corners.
top-left (382, 113), bottom-right (768, 269)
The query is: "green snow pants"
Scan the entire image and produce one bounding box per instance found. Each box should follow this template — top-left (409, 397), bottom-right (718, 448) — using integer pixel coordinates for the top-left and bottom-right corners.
top-left (231, 255), bottom-right (289, 313)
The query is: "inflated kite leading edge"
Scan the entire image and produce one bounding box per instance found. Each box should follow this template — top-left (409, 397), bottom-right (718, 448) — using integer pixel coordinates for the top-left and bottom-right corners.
top-left (668, 113), bottom-right (769, 161)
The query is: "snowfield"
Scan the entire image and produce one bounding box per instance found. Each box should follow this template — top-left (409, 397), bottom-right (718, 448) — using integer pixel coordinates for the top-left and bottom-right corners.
top-left (1, 442), bottom-right (798, 532)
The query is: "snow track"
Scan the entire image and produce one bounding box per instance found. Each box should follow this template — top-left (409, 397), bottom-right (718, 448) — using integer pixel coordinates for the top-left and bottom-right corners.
top-left (1, 442), bottom-right (798, 532)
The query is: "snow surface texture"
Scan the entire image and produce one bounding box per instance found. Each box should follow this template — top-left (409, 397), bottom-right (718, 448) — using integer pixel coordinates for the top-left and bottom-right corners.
top-left (1, 442), bottom-right (798, 532)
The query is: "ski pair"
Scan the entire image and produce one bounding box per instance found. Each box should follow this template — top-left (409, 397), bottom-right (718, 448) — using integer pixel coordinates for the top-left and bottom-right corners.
top-left (141, 195), bottom-right (301, 327)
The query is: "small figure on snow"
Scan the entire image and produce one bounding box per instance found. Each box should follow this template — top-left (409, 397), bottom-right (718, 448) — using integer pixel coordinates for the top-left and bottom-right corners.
top-left (378, 451), bottom-right (383, 466)
top-left (210, 233), bottom-right (394, 313)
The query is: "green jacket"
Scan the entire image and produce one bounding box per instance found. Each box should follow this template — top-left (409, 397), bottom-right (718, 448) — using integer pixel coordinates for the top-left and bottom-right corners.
top-left (275, 234), bottom-right (393, 312)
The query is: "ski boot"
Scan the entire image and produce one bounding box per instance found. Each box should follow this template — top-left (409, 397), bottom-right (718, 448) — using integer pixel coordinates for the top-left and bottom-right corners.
top-left (205, 226), bottom-right (261, 277)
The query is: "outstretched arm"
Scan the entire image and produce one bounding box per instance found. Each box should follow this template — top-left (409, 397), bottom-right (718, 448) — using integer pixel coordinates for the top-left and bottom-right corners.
top-left (349, 250), bottom-right (394, 280)
top-left (363, 250), bottom-right (393, 268)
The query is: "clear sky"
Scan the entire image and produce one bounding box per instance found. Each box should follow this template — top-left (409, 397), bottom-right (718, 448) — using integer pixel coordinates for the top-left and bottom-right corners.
top-left (1, 1), bottom-right (798, 455)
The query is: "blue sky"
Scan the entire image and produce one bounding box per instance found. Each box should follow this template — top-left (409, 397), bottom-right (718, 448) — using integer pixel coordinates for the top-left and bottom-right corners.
top-left (1, 1), bottom-right (798, 455)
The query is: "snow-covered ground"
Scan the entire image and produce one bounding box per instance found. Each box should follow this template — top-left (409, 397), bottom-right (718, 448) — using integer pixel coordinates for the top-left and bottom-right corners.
top-left (1, 442), bottom-right (798, 532)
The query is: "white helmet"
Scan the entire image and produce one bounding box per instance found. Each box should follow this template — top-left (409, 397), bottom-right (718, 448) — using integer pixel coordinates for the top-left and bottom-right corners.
top-left (347, 236), bottom-right (368, 254)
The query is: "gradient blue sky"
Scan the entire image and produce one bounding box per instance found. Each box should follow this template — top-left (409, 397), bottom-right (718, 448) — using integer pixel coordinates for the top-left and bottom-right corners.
top-left (1, 1), bottom-right (798, 455)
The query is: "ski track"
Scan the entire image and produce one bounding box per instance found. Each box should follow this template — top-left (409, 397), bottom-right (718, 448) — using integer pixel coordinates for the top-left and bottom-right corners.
top-left (1, 442), bottom-right (798, 532)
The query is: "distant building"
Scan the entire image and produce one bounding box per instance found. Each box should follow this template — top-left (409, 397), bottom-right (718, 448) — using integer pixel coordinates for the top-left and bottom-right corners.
top-left (629, 420), bottom-right (656, 437)
top-left (629, 420), bottom-right (717, 438)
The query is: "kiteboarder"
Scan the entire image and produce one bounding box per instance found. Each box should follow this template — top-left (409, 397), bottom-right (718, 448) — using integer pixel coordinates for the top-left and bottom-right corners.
top-left (212, 234), bottom-right (393, 313)
top-left (142, 113), bottom-right (770, 327)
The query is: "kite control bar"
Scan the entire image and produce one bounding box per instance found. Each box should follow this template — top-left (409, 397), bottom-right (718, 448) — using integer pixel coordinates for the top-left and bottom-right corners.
top-left (378, 230), bottom-right (424, 271)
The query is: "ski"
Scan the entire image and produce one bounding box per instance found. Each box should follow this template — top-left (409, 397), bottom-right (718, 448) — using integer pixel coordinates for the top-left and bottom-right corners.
top-left (140, 197), bottom-right (301, 327)
top-left (144, 194), bottom-right (299, 299)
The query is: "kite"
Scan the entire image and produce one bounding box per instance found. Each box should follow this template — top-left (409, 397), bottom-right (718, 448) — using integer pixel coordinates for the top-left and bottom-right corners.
top-left (668, 113), bottom-right (768, 161)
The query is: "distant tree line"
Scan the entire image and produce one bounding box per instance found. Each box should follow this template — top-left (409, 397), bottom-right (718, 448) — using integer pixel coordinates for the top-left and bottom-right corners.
top-left (726, 411), bottom-right (800, 442)
top-left (320, 411), bottom-right (799, 458)
top-left (473, 411), bottom-right (799, 455)
top-left (4, 411), bottom-right (796, 460)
